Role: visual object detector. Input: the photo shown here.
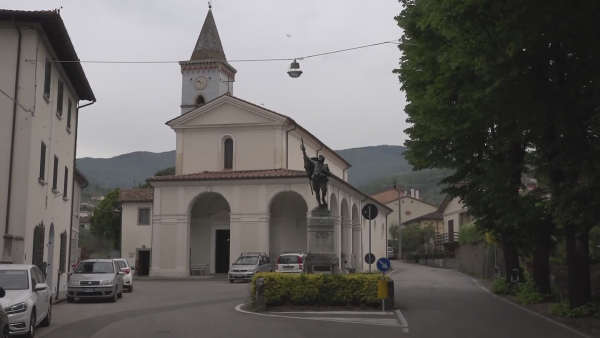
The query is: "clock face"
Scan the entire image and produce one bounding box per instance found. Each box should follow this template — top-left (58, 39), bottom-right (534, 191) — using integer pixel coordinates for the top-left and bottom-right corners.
top-left (194, 76), bottom-right (208, 90)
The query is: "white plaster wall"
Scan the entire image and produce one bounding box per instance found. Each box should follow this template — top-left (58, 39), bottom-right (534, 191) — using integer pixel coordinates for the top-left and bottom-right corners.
top-left (121, 202), bottom-right (153, 268)
top-left (443, 196), bottom-right (466, 233)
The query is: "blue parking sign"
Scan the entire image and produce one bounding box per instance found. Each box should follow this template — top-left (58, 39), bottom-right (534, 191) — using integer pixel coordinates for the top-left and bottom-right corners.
top-left (376, 257), bottom-right (391, 272)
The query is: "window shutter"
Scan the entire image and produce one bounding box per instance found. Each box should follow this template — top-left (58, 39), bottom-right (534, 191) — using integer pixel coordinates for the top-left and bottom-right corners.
top-left (44, 59), bottom-right (51, 97)
top-left (39, 142), bottom-right (46, 180)
top-left (224, 138), bottom-right (233, 169)
top-left (67, 99), bottom-right (72, 128)
top-left (32, 223), bottom-right (45, 266)
top-left (64, 166), bottom-right (69, 198)
top-left (52, 156), bottom-right (58, 190)
top-left (59, 232), bottom-right (67, 273)
top-left (57, 81), bottom-right (64, 116)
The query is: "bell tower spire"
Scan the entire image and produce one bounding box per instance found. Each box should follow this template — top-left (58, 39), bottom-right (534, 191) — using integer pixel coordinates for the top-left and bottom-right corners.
top-left (179, 7), bottom-right (237, 115)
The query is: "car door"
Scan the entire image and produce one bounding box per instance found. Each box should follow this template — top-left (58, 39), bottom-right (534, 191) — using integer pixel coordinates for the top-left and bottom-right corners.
top-left (29, 268), bottom-right (44, 324)
top-left (114, 262), bottom-right (123, 292)
top-left (34, 267), bottom-right (51, 310)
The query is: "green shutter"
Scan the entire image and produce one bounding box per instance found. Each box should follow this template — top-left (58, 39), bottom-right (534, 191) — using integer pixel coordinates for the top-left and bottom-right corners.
top-left (44, 59), bottom-right (51, 97)
top-left (57, 81), bottom-right (64, 116)
top-left (52, 156), bottom-right (58, 190)
top-left (63, 166), bottom-right (69, 198)
top-left (39, 142), bottom-right (46, 181)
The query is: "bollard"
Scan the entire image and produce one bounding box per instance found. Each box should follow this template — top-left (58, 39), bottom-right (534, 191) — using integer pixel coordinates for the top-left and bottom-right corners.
top-left (254, 277), bottom-right (266, 311)
top-left (384, 280), bottom-right (395, 309)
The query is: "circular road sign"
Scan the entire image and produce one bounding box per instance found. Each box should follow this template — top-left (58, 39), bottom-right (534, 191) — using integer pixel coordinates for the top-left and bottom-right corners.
top-left (376, 257), bottom-right (391, 272)
top-left (361, 204), bottom-right (379, 220)
top-left (364, 253), bottom-right (376, 264)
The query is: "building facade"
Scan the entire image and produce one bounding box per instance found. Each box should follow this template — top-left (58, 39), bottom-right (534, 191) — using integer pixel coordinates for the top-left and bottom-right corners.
top-left (0, 10), bottom-right (95, 299)
top-left (119, 9), bottom-right (392, 277)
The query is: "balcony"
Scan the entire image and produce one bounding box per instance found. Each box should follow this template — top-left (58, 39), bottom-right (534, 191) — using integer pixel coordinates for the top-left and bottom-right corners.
top-left (434, 232), bottom-right (459, 245)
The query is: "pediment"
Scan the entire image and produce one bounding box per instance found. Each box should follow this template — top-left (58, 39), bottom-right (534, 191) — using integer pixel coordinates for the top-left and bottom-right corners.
top-left (168, 95), bottom-right (287, 129)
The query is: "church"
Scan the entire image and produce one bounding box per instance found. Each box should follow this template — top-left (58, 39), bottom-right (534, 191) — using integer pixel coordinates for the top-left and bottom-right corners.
top-left (119, 9), bottom-right (392, 277)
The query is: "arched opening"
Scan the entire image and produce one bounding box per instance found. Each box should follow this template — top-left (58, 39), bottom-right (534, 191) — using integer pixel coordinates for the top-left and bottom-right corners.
top-left (352, 204), bottom-right (361, 271)
top-left (196, 95), bottom-right (206, 106)
top-left (269, 191), bottom-right (308, 263)
top-left (190, 192), bottom-right (230, 274)
top-left (223, 138), bottom-right (233, 170)
top-left (341, 198), bottom-right (351, 269)
top-left (47, 223), bottom-right (55, 294)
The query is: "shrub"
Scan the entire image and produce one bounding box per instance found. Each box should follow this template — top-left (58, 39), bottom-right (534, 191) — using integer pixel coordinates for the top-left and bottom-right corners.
top-left (458, 223), bottom-right (484, 245)
top-left (491, 278), bottom-right (510, 295)
top-left (251, 273), bottom-right (386, 307)
top-left (514, 272), bottom-right (546, 305)
top-left (548, 302), bottom-right (600, 318)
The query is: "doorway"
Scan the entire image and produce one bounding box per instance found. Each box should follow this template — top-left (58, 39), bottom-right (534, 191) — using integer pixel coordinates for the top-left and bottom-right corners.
top-left (448, 220), bottom-right (454, 242)
top-left (215, 230), bottom-right (230, 273)
top-left (47, 224), bottom-right (55, 294)
top-left (137, 250), bottom-right (150, 276)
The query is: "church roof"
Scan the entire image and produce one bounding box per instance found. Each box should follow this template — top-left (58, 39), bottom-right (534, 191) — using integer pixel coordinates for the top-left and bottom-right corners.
top-left (147, 168), bottom-right (306, 182)
top-left (191, 9), bottom-right (226, 61)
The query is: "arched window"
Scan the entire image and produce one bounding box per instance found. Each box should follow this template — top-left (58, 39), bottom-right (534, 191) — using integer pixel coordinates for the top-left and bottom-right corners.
top-left (196, 95), bottom-right (206, 106)
top-left (224, 138), bottom-right (233, 169)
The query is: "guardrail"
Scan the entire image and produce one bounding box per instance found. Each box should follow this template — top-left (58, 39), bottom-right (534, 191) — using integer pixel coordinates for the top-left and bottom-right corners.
top-left (434, 232), bottom-right (459, 244)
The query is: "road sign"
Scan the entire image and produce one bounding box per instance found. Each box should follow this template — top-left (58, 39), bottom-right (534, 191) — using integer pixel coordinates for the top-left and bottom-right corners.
top-left (362, 204), bottom-right (378, 220)
top-left (364, 253), bottom-right (376, 264)
top-left (376, 257), bottom-right (391, 272)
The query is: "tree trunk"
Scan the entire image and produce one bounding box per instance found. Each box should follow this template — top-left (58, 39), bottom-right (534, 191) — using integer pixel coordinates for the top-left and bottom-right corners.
top-left (502, 233), bottom-right (521, 284)
top-left (565, 224), bottom-right (592, 308)
top-left (532, 228), bottom-right (552, 294)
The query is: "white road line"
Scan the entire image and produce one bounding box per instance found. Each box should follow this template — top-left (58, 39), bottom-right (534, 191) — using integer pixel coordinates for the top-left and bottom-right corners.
top-left (461, 273), bottom-right (590, 338)
top-left (268, 311), bottom-right (394, 315)
top-left (394, 309), bottom-right (410, 332)
top-left (235, 303), bottom-right (400, 328)
top-left (386, 269), bottom-right (398, 277)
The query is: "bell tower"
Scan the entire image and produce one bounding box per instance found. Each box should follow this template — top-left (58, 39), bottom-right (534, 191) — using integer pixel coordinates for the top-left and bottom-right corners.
top-left (180, 8), bottom-right (237, 115)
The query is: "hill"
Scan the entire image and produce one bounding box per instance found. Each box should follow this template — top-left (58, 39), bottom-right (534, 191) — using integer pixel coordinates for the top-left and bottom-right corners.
top-left (338, 145), bottom-right (412, 187)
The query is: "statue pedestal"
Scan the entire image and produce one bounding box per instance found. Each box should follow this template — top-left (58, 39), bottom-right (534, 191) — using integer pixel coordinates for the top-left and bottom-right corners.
top-left (304, 206), bottom-right (339, 274)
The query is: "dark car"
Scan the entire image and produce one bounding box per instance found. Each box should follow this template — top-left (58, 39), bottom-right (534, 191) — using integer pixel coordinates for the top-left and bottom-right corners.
top-left (0, 287), bottom-right (10, 338)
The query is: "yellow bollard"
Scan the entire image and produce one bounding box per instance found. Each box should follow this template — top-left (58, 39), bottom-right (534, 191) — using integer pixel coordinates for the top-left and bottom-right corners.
top-left (377, 280), bottom-right (388, 299)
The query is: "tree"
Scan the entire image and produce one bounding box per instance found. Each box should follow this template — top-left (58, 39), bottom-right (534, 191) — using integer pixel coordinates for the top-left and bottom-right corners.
top-left (154, 167), bottom-right (175, 176)
top-left (90, 189), bottom-right (121, 250)
top-left (401, 224), bottom-right (434, 252)
top-left (395, 0), bottom-right (600, 307)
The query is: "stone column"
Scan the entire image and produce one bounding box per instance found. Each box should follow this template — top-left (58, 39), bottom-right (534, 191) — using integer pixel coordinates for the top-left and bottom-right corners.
top-left (333, 216), bottom-right (341, 268)
top-left (150, 213), bottom-right (190, 277)
top-left (341, 220), bottom-right (353, 270)
top-left (352, 221), bottom-right (362, 271)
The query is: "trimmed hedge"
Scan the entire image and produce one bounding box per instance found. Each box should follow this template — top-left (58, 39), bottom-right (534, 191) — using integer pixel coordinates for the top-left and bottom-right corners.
top-left (251, 273), bottom-right (387, 307)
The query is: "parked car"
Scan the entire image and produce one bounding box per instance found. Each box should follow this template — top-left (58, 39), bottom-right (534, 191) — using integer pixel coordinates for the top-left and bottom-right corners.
top-left (113, 259), bottom-right (134, 292)
top-left (0, 288), bottom-right (9, 338)
top-left (275, 252), bottom-right (306, 273)
top-left (0, 264), bottom-right (51, 337)
top-left (228, 252), bottom-right (271, 283)
top-left (387, 247), bottom-right (396, 260)
top-left (67, 259), bottom-right (124, 303)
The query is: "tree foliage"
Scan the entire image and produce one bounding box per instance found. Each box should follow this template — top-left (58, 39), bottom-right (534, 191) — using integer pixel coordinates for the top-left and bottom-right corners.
top-left (155, 166), bottom-right (175, 176)
top-left (401, 224), bottom-right (435, 252)
top-left (90, 189), bottom-right (121, 250)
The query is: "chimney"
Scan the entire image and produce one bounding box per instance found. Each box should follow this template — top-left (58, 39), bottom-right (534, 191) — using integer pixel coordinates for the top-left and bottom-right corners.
top-left (415, 189), bottom-right (420, 200)
top-left (410, 188), bottom-right (415, 197)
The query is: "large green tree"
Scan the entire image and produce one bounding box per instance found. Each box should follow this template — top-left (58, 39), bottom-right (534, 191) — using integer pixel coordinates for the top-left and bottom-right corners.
top-left (395, 0), bottom-right (600, 306)
top-left (90, 189), bottom-right (121, 250)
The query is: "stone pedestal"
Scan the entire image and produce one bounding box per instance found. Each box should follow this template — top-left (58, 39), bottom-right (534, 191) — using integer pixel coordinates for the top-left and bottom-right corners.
top-left (305, 206), bottom-right (339, 274)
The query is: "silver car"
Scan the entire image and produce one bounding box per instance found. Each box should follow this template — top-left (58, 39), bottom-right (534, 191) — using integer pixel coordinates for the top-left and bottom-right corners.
top-left (228, 252), bottom-right (271, 283)
top-left (67, 259), bottom-right (124, 303)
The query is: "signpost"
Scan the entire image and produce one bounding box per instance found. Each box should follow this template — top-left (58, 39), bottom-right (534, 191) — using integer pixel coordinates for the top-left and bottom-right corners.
top-left (364, 253), bottom-right (375, 265)
top-left (362, 204), bottom-right (378, 272)
top-left (377, 257), bottom-right (391, 311)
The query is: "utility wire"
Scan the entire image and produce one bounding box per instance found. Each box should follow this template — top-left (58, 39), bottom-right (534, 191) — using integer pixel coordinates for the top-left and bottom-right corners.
top-left (26, 40), bottom-right (401, 64)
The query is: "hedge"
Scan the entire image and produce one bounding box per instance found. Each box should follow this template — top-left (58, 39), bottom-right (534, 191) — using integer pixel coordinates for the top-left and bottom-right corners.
top-left (251, 273), bottom-right (387, 307)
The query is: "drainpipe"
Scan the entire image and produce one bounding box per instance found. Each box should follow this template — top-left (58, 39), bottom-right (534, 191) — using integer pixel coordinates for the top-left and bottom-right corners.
top-left (5, 19), bottom-right (23, 239)
top-left (342, 164), bottom-right (351, 181)
top-left (66, 100), bottom-right (95, 286)
top-left (285, 123), bottom-right (297, 169)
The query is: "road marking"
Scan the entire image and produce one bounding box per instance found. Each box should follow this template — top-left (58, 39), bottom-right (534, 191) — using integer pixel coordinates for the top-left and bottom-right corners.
top-left (462, 273), bottom-right (590, 338)
top-left (235, 303), bottom-right (400, 328)
top-left (269, 311), bottom-right (394, 315)
top-left (394, 309), bottom-right (410, 333)
top-left (386, 269), bottom-right (398, 277)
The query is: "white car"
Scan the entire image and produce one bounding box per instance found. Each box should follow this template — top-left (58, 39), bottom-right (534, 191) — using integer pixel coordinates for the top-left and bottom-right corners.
top-left (113, 259), bottom-right (134, 292)
top-left (0, 264), bottom-right (52, 337)
top-left (275, 252), bottom-right (306, 273)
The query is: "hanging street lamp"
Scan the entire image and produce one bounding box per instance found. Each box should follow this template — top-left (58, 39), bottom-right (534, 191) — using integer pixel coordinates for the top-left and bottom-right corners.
top-left (287, 59), bottom-right (303, 78)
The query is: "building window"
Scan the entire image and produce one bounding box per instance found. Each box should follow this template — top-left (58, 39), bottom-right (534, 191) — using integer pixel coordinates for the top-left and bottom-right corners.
top-left (67, 99), bottom-right (72, 129)
top-left (52, 156), bottom-right (59, 190)
top-left (63, 166), bottom-right (69, 198)
top-left (196, 95), bottom-right (206, 106)
top-left (59, 231), bottom-right (67, 273)
top-left (39, 142), bottom-right (46, 181)
top-left (44, 59), bottom-right (51, 98)
top-left (32, 222), bottom-right (45, 266)
top-left (224, 138), bottom-right (233, 169)
top-left (138, 208), bottom-right (150, 225)
top-left (56, 80), bottom-right (64, 116)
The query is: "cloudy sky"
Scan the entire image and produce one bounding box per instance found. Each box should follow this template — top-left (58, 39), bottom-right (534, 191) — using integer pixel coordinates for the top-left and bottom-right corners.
top-left (6, 0), bottom-right (407, 158)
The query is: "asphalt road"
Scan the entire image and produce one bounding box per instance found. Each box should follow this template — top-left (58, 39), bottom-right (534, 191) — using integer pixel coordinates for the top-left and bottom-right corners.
top-left (35, 262), bottom-right (588, 338)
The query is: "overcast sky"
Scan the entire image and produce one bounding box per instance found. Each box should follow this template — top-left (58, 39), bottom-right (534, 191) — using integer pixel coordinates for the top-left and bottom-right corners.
top-left (6, 0), bottom-right (407, 158)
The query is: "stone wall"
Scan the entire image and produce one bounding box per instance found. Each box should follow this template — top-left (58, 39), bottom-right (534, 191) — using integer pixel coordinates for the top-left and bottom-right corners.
top-left (524, 264), bottom-right (600, 301)
top-left (418, 258), bottom-right (458, 269)
top-left (458, 241), bottom-right (505, 278)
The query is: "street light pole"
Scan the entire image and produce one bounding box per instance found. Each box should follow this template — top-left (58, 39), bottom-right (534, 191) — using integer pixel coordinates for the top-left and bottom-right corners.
top-left (395, 181), bottom-right (402, 260)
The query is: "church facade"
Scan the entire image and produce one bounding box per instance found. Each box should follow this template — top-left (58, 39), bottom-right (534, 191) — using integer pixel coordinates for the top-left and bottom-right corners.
top-left (119, 9), bottom-right (392, 277)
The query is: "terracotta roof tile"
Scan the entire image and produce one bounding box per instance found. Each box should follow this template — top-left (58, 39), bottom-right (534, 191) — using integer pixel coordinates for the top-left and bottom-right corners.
top-left (147, 168), bottom-right (307, 182)
top-left (371, 189), bottom-right (401, 205)
top-left (119, 189), bottom-right (153, 202)
top-left (401, 211), bottom-right (443, 225)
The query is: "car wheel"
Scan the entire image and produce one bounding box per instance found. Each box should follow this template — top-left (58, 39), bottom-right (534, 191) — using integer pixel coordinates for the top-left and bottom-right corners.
top-left (109, 289), bottom-right (117, 303)
top-left (40, 301), bottom-right (51, 327)
top-left (26, 309), bottom-right (35, 338)
top-left (118, 287), bottom-right (123, 299)
top-left (67, 296), bottom-right (74, 303)
top-left (2, 325), bottom-right (9, 338)
top-left (129, 285), bottom-right (133, 293)
top-left (229, 279), bottom-right (234, 283)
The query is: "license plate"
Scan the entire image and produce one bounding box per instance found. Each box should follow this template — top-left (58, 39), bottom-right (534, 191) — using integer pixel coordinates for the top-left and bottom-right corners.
top-left (85, 288), bottom-right (94, 293)
top-left (284, 266), bottom-right (293, 270)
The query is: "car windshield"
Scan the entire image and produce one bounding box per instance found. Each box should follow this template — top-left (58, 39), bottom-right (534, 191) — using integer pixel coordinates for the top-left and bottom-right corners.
top-left (0, 270), bottom-right (28, 290)
top-left (115, 261), bottom-right (127, 269)
top-left (235, 257), bottom-right (259, 265)
top-left (279, 255), bottom-right (300, 264)
top-left (74, 262), bottom-right (114, 274)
